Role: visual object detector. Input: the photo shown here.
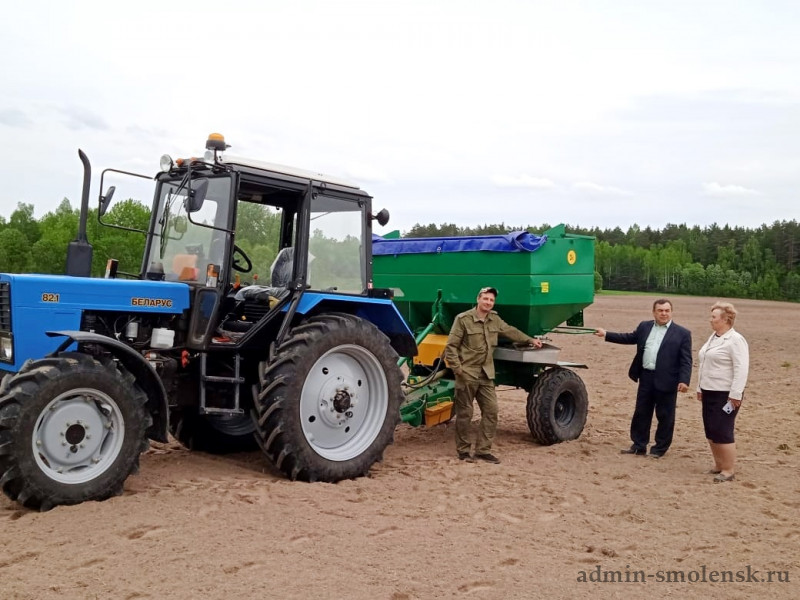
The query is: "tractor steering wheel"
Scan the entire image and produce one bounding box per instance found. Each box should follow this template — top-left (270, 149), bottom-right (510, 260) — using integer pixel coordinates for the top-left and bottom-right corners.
top-left (232, 244), bottom-right (253, 273)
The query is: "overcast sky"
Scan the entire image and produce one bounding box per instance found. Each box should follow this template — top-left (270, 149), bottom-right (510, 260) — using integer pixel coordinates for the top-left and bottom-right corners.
top-left (1, 0), bottom-right (798, 235)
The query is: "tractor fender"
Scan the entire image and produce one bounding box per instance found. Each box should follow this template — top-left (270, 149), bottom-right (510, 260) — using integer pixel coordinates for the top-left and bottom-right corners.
top-left (294, 293), bottom-right (417, 358)
top-left (45, 330), bottom-right (170, 443)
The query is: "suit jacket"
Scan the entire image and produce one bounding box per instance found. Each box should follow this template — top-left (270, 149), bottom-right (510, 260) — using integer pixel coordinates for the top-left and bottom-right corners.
top-left (606, 321), bottom-right (692, 393)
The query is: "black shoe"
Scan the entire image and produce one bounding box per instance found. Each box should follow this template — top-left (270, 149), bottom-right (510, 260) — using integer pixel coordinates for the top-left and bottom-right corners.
top-left (458, 452), bottom-right (474, 462)
top-left (649, 451), bottom-right (665, 458)
top-left (475, 453), bottom-right (501, 464)
top-left (620, 447), bottom-right (646, 455)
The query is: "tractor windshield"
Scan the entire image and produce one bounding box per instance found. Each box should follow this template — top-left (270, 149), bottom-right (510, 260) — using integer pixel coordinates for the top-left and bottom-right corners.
top-left (146, 176), bottom-right (233, 283)
top-left (308, 194), bottom-right (366, 294)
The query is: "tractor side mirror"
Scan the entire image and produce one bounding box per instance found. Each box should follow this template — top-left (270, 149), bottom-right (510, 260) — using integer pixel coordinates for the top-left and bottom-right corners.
top-left (99, 186), bottom-right (116, 217)
top-left (173, 215), bottom-right (188, 234)
top-left (184, 178), bottom-right (209, 213)
top-left (372, 208), bottom-right (390, 226)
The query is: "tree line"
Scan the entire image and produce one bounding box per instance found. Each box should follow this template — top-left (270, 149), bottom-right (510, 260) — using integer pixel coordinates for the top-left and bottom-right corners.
top-left (404, 221), bottom-right (800, 302)
top-left (2, 200), bottom-right (798, 302)
top-left (0, 200), bottom-right (150, 277)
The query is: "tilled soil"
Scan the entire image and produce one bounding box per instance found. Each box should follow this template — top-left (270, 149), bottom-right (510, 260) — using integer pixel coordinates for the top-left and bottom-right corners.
top-left (1, 294), bottom-right (798, 599)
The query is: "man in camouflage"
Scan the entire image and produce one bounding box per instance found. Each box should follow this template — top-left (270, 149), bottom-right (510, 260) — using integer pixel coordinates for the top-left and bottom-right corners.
top-left (444, 286), bottom-right (542, 463)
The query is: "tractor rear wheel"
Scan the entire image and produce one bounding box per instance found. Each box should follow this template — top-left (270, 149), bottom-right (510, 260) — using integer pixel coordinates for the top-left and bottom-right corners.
top-left (170, 410), bottom-right (258, 454)
top-left (254, 313), bottom-right (403, 482)
top-left (0, 353), bottom-right (151, 510)
top-left (526, 367), bottom-right (588, 445)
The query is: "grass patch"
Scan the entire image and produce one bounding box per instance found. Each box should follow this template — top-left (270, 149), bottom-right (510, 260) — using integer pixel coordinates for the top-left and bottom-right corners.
top-left (597, 290), bottom-right (666, 296)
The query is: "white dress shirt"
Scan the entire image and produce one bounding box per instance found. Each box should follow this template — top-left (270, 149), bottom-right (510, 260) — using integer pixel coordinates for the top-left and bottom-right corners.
top-left (642, 321), bottom-right (670, 370)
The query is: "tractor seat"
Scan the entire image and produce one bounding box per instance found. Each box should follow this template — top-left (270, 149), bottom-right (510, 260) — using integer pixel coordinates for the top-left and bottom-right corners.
top-left (270, 247), bottom-right (294, 287)
top-left (233, 285), bottom-right (290, 306)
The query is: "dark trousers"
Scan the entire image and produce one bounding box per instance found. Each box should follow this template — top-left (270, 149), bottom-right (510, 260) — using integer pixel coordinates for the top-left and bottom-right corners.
top-left (630, 371), bottom-right (677, 454)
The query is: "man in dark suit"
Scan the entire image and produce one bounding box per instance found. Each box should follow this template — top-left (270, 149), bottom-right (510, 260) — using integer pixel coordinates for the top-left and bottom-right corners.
top-left (594, 298), bottom-right (692, 457)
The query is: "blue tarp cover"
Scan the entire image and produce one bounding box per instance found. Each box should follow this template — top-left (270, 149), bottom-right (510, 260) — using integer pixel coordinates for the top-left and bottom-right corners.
top-left (372, 231), bottom-right (547, 255)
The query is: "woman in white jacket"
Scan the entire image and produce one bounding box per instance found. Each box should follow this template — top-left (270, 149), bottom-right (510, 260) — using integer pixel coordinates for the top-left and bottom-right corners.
top-left (697, 302), bottom-right (749, 483)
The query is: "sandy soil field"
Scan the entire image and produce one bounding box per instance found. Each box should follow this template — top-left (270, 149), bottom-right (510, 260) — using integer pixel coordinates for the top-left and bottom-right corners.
top-left (1, 294), bottom-right (798, 599)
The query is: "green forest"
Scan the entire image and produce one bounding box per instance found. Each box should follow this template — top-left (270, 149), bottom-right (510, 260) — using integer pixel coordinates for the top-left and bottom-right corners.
top-left (0, 200), bottom-right (150, 277)
top-left (1, 200), bottom-right (798, 302)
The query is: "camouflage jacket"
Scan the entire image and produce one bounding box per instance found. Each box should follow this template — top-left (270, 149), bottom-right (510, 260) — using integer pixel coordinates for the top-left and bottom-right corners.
top-left (444, 307), bottom-right (533, 380)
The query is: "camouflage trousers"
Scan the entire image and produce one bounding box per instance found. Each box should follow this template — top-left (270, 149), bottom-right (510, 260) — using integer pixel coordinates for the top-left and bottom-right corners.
top-left (454, 375), bottom-right (498, 456)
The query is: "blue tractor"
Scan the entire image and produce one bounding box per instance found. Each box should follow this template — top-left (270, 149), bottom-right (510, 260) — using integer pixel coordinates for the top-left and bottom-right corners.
top-left (0, 134), bottom-right (416, 509)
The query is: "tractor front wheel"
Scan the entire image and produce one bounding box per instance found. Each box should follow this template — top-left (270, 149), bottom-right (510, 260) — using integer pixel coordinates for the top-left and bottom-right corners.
top-left (0, 353), bottom-right (151, 510)
top-left (254, 313), bottom-right (403, 482)
top-left (526, 367), bottom-right (588, 445)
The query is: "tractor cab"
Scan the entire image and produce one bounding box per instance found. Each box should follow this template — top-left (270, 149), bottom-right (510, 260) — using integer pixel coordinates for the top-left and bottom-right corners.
top-left (101, 133), bottom-right (384, 351)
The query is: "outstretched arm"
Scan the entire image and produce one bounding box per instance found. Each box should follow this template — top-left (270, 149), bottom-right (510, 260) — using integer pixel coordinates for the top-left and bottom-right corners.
top-left (597, 324), bottom-right (642, 345)
top-left (497, 320), bottom-right (542, 347)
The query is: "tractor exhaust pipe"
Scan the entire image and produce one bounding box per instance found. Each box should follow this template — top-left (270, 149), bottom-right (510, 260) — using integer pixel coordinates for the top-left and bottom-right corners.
top-left (65, 149), bottom-right (93, 276)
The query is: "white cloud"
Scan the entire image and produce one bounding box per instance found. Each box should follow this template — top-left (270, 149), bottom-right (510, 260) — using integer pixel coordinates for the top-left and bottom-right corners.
top-left (0, 1), bottom-right (798, 231)
top-left (702, 182), bottom-right (761, 197)
top-left (343, 162), bottom-right (391, 185)
top-left (0, 109), bottom-right (32, 128)
top-left (491, 175), bottom-right (557, 190)
top-left (572, 181), bottom-right (632, 196)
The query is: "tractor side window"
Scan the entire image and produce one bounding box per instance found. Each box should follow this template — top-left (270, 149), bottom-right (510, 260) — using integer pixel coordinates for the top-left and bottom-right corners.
top-left (233, 201), bottom-right (285, 285)
top-left (308, 195), bottom-right (365, 294)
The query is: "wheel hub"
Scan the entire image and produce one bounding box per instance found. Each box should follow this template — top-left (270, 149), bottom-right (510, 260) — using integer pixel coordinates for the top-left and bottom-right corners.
top-left (33, 389), bottom-right (124, 483)
top-left (299, 344), bottom-right (388, 458)
top-left (318, 377), bottom-right (359, 428)
top-left (554, 392), bottom-right (575, 425)
top-left (333, 389), bottom-right (352, 413)
top-left (65, 423), bottom-right (86, 445)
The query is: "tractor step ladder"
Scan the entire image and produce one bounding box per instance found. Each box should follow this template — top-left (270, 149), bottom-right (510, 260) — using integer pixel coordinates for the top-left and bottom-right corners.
top-left (199, 353), bottom-right (245, 415)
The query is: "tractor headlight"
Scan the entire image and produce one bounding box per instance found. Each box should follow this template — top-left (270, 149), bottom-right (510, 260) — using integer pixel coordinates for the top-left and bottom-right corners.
top-left (0, 334), bottom-right (12, 362)
top-left (160, 154), bottom-right (174, 172)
